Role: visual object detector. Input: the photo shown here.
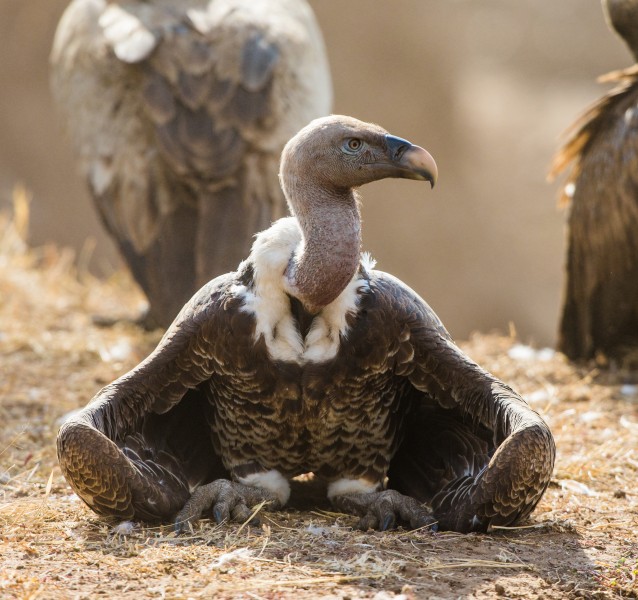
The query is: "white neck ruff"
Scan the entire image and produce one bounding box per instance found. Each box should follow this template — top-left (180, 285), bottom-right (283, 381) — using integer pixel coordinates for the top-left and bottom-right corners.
top-left (232, 217), bottom-right (375, 364)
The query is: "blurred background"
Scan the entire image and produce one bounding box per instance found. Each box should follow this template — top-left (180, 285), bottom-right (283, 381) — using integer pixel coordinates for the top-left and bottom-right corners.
top-left (0, 0), bottom-right (629, 345)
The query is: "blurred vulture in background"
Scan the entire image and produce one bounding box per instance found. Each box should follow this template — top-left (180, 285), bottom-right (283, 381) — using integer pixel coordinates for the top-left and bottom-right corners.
top-left (51, 0), bottom-right (332, 328)
top-left (550, 0), bottom-right (638, 362)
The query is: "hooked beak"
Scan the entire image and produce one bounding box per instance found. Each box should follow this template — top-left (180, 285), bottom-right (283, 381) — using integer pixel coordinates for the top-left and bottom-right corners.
top-left (384, 134), bottom-right (438, 188)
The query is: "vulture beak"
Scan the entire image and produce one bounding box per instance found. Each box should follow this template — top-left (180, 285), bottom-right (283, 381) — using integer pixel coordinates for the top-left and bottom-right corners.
top-left (384, 134), bottom-right (438, 188)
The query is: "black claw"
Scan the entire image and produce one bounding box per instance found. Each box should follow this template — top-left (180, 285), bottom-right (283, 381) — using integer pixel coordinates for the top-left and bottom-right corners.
top-left (411, 514), bottom-right (437, 531)
top-left (213, 506), bottom-right (226, 523)
top-left (381, 513), bottom-right (395, 531)
top-left (174, 519), bottom-right (189, 535)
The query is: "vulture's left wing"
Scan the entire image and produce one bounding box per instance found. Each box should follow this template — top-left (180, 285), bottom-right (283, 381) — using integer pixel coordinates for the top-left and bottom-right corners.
top-left (370, 273), bottom-right (556, 533)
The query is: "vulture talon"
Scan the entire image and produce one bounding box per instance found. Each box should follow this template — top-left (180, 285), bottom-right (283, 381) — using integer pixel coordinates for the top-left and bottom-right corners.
top-left (230, 503), bottom-right (257, 525)
top-left (174, 479), bottom-right (280, 533)
top-left (333, 489), bottom-right (436, 532)
top-left (358, 513), bottom-right (379, 532)
top-left (213, 505), bottom-right (227, 525)
top-left (381, 513), bottom-right (396, 532)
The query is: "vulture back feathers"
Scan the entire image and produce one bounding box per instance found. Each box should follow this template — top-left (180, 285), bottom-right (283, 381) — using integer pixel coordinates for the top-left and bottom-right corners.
top-left (57, 115), bottom-right (555, 534)
top-left (51, 0), bottom-right (332, 327)
top-left (550, 0), bottom-right (638, 361)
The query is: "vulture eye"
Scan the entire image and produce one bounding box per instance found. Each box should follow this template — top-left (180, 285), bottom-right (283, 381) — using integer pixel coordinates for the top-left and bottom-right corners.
top-left (342, 138), bottom-right (363, 154)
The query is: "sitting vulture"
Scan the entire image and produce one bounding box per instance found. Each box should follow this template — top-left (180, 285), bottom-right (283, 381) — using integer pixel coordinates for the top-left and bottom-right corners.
top-left (51, 0), bottom-right (332, 328)
top-left (57, 116), bottom-right (555, 534)
top-left (550, 0), bottom-right (638, 361)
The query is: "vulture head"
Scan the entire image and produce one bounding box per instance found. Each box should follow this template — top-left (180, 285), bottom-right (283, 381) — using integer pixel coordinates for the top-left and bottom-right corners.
top-left (278, 115), bottom-right (438, 314)
top-left (604, 0), bottom-right (638, 60)
top-left (280, 115), bottom-right (437, 209)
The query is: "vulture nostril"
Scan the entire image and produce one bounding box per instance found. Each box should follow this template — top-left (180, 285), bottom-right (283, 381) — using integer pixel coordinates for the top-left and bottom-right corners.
top-left (385, 134), bottom-right (412, 161)
top-left (394, 144), bottom-right (409, 160)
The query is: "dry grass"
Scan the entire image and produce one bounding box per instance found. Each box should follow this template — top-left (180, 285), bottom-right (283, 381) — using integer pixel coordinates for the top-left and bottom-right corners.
top-left (1, 192), bottom-right (637, 599)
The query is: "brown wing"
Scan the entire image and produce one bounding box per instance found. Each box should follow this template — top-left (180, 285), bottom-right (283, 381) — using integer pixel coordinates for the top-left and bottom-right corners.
top-left (367, 273), bottom-right (556, 533)
top-left (57, 272), bottom-right (245, 521)
top-left (51, 0), bottom-right (332, 326)
top-left (549, 66), bottom-right (638, 359)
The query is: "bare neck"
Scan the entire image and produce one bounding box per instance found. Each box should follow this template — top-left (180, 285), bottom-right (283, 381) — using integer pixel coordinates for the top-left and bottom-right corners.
top-left (284, 182), bottom-right (361, 314)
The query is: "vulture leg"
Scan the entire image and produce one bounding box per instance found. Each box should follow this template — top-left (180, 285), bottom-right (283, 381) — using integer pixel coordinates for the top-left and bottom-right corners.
top-left (331, 489), bottom-right (437, 532)
top-left (174, 479), bottom-right (282, 533)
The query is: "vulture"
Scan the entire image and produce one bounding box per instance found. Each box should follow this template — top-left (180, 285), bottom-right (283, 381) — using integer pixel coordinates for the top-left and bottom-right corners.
top-left (550, 0), bottom-right (638, 361)
top-left (51, 0), bottom-right (332, 328)
top-left (57, 116), bottom-right (555, 534)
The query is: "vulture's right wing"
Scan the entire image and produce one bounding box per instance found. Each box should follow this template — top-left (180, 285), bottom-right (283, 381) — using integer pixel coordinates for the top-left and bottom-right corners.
top-left (57, 273), bottom-right (244, 521)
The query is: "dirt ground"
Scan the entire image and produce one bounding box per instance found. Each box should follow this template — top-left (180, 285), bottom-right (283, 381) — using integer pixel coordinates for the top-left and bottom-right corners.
top-left (1, 199), bottom-right (637, 599)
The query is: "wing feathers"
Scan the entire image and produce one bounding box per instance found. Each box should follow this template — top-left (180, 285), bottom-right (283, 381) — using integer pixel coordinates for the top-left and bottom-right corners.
top-left (374, 272), bottom-right (555, 532)
top-left (57, 279), bottom-right (236, 520)
top-left (551, 66), bottom-right (638, 358)
top-left (142, 71), bottom-right (176, 123)
top-left (241, 32), bottom-right (280, 92)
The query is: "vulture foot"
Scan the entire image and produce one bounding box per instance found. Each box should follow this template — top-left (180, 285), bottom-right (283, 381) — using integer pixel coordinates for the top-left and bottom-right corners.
top-left (175, 479), bottom-right (282, 533)
top-left (332, 490), bottom-right (437, 532)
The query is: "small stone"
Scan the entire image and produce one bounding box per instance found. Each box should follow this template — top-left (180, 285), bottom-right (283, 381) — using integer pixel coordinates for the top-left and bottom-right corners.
top-left (495, 583), bottom-right (506, 596)
top-left (111, 521), bottom-right (135, 536)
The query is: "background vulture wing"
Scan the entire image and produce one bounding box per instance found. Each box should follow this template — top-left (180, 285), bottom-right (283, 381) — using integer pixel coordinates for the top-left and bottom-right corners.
top-left (51, 0), bottom-right (332, 326)
top-left (373, 273), bottom-right (556, 532)
top-left (550, 66), bottom-right (638, 359)
top-left (56, 274), bottom-right (242, 521)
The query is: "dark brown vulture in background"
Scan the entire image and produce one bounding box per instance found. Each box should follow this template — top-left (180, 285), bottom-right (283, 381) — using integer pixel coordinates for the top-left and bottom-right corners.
top-left (57, 116), bottom-right (555, 534)
top-left (51, 0), bottom-right (332, 328)
top-left (550, 0), bottom-right (638, 362)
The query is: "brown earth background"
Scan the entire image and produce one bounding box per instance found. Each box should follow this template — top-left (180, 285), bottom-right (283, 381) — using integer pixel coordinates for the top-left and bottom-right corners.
top-left (0, 1), bottom-right (630, 344)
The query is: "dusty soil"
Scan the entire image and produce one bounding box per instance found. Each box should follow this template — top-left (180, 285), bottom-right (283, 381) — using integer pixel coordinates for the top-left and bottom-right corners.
top-left (1, 201), bottom-right (637, 599)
